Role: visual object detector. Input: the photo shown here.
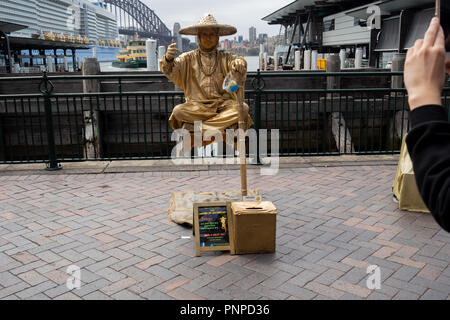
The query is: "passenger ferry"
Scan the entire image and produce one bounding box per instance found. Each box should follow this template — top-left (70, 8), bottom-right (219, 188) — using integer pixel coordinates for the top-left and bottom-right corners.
top-left (112, 39), bottom-right (147, 68)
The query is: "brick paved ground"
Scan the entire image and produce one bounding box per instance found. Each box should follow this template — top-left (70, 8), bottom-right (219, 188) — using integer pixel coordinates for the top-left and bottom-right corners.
top-left (0, 164), bottom-right (449, 300)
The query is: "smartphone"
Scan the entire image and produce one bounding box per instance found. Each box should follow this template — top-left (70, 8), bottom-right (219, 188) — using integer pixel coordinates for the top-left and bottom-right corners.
top-left (436, 0), bottom-right (450, 51)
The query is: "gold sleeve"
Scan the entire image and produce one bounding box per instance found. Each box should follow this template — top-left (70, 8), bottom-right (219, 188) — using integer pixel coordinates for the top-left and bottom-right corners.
top-left (159, 53), bottom-right (189, 89)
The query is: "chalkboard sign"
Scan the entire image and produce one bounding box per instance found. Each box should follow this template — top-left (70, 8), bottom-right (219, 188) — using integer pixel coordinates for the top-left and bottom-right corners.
top-left (193, 202), bottom-right (235, 256)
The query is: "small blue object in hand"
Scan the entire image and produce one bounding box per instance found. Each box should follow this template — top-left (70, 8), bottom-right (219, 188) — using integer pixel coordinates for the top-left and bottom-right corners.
top-left (223, 72), bottom-right (239, 93)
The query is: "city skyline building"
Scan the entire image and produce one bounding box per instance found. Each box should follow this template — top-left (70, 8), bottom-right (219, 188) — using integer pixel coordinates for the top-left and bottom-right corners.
top-left (249, 26), bottom-right (256, 42)
top-left (173, 22), bottom-right (182, 51)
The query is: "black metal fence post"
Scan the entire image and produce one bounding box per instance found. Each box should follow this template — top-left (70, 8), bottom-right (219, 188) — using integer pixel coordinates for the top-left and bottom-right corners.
top-left (40, 72), bottom-right (62, 171)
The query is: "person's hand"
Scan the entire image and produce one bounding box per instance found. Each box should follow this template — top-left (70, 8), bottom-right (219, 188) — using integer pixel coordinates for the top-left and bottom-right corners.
top-left (231, 58), bottom-right (247, 74)
top-left (165, 42), bottom-right (178, 62)
top-left (404, 17), bottom-right (446, 110)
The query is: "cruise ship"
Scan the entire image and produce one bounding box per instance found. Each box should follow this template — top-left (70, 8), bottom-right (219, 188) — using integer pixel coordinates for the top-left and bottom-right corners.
top-left (0, 0), bottom-right (120, 63)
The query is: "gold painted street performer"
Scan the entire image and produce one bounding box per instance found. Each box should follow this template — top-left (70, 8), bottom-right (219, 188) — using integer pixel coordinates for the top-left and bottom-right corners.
top-left (160, 13), bottom-right (253, 147)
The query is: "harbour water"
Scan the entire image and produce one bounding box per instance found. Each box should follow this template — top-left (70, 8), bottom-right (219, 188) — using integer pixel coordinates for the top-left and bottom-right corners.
top-left (99, 55), bottom-right (260, 72)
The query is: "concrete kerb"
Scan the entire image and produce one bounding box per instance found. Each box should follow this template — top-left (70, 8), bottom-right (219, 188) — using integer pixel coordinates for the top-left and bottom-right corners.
top-left (0, 155), bottom-right (400, 175)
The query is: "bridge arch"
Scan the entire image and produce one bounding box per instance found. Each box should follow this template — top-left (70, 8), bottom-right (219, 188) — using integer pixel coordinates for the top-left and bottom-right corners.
top-left (101, 0), bottom-right (173, 45)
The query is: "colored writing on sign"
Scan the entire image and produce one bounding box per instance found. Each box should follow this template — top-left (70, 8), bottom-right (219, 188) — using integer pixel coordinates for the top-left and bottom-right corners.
top-left (198, 206), bottom-right (229, 247)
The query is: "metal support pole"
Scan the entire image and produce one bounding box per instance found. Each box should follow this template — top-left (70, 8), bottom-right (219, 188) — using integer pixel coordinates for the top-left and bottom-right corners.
top-left (236, 70), bottom-right (248, 197)
top-left (285, 14), bottom-right (300, 65)
top-left (54, 49), bottom-right (58, 71)
top-left (1, 31), bottom-right (13, 73)
top-left (41, 49), bottom-right (47, 67)
top-left (29, 49), bottom-right (33, 66)
top-left (39, 72), bottom-right (62, 171)
top-left (238, 87), bottom-right (247, 197)
top-left (368, 28), bottom-right (378, 68)
top-left (72, 49), bottom-right (77, 72)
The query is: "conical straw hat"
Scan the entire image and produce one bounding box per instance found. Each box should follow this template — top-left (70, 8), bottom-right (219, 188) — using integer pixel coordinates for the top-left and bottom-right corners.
top-left (179, 13), bottom-right (237, 36)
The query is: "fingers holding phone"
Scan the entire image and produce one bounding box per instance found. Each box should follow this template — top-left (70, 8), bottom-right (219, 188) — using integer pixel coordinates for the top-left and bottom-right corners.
top-left (404, 17), bottom-right (446, 110)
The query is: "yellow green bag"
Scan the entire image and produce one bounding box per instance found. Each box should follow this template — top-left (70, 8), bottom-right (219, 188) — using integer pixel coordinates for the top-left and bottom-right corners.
top-left (392, 135), bottom-right (430, 213)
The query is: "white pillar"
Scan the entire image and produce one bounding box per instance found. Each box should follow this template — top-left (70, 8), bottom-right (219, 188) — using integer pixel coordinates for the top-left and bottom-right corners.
top-left (294, 51), bottom-right (301, 71)
top-left (259, 44), bottom-right (264, 70)
top-left (311, 50), bottom-right (318, 70)
top-left (46, 56), bottom-right (54, 72)
top-left (177, 35), bottom-right (182, 52)
top-left (158, 45), bottom-right (166, 71)
top-left (64, 56), bottom-right (69, 72)
top-left (304, 49), bottom-right (311, 70)
top-left (13, 63), bottom-right (20, 73)
top-left (355, 47), bottom-right (363, 69)
top-left (263, 52), bottom-right (268, 71)
top-left (339, 49), bottom-right (346, 69)
top-left (146, 39), bottom-right (157, 71)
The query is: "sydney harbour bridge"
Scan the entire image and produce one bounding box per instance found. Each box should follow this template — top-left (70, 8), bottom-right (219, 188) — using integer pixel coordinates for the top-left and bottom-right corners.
top-left (100, 0), bottom-right (190, 48)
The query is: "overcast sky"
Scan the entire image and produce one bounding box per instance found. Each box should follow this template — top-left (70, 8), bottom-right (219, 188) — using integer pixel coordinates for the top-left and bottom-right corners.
top-left (141, 0), bottom-right (294, 41)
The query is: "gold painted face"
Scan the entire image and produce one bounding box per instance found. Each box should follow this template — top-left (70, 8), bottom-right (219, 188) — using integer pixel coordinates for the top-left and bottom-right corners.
top-left (198, 27), bottom-right (219, 51)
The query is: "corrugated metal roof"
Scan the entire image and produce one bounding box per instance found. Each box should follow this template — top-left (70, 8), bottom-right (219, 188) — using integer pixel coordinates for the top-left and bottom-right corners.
top-left (3, 37), bottom-right (89, 50)
top-left (0, 21), bottom-right (28, 34)
top-left (345, 0), bottom-right (433, 20)
top-left (262, 0), bottom-right (378, 25)
top-left (262, 0), bottom-right (315, 22)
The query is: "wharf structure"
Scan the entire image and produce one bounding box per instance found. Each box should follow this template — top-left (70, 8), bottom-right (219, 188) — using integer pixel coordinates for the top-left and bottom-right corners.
top-left (262, 0), bottom-right (438, 71)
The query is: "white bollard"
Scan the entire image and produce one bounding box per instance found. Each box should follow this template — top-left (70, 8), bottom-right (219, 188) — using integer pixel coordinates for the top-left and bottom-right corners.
top-left (158, 45), bottom-right (166, 71)
top-left (304, 49), bottom-right (311, 70)
top-left (146, 39), bottom-right (157, 71)
top-left (339, 49), bottom-right (346, 69)
top-left (355, 47), bottom-right (363, 69)
top-left (294, 51), bottom-right (301, 71)
top-left (263, 52), bottom-right (268, 71)
top-left (311, 50), bottom-right (318, 70)
top-left (46, 56), bottom-right (54, 72)
top-left (259, 43), bottom-right (264, 70)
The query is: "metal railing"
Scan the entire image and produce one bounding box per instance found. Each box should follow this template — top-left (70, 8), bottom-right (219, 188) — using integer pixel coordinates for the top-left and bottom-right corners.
top-left (0, 71), bottom-right (449, 168)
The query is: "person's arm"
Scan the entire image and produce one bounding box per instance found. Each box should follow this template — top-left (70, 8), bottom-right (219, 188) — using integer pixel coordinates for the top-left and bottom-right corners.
top-left (406, 106), bottom-right (450, 231)
top-left (159, 43), bottom-right (187, 89)
top-left (404, 17), bottom-right (450, 232)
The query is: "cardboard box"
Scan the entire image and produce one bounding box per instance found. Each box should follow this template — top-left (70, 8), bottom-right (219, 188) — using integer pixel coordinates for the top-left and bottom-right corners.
top-left (231, 201), bottom-right (277, 254)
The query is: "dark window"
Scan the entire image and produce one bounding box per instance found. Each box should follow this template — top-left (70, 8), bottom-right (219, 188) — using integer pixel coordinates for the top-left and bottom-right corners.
top-left (354, 18), bottom-right (360, 26)
top-left (324, 19), bottom-right (335, 31)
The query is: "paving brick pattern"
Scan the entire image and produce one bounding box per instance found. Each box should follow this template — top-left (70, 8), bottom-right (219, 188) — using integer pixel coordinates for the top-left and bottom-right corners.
top-left (0, 165), bottom-right (449, 300)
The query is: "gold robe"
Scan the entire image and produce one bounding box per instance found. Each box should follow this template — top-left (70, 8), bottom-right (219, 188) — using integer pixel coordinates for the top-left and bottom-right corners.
top-left (159, 49), bottom-right (253, 134)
